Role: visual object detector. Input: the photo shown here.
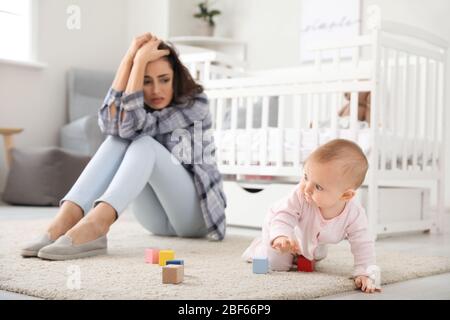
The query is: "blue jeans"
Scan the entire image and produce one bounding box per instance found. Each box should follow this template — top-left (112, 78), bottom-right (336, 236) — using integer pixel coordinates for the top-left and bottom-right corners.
top-left (60, 135), bottom-right (208, 238)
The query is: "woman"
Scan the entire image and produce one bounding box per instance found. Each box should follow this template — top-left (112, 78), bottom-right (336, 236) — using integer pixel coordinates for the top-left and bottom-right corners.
top-left (21, 33), bottom-right (227, 260)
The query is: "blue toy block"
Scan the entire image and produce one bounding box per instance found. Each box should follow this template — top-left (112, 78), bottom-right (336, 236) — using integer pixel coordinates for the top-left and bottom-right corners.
top-left (253, 258), bottom-right (269, 274)
top-left (166, 259), bottom-right (184, 265)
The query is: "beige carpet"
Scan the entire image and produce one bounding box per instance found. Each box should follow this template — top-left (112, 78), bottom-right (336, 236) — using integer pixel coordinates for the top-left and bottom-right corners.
top-left (1, 218), bottom-right (450, 300)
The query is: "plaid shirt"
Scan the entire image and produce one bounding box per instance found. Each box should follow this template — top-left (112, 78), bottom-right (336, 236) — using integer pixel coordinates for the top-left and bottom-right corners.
top-left (98, 87), bottom-right (226, 240)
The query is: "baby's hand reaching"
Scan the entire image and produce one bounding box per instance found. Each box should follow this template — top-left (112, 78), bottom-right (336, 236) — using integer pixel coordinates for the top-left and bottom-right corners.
top-left (271, 236), bottom-right (301, 254)
top-left (354, 275), bottom-right (381, 293)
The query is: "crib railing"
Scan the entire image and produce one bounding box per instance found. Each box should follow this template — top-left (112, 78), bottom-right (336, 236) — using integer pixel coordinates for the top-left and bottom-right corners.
top-left (369, 18), bottom-right (447, 236)
top-left (375, 21), bottom-right (447, 179)
top-left (205, 27), bottom-right (374, 177)
top-left (204, 20), bottom-right (447, 183)
top-left (202, 9), bottom-right (447, 237)
top-left (207, 81), bottom-right (372, 177)
top-left (179, 50), bottom-right (246, 82)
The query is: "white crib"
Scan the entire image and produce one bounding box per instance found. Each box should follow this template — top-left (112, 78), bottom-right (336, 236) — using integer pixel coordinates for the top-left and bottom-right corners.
top-left (177, 44), bottom-right (246, 81)
top-left (202, 18), bottom-right (448, 238)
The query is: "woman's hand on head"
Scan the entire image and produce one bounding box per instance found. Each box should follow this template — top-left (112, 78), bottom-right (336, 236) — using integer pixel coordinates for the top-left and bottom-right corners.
top-left (133, 35), bottom-right (170, 65)
top-left (123, 32), bottom-right (153, 63)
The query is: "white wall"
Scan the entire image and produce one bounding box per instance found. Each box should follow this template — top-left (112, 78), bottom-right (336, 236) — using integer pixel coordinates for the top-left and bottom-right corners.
top-left (212, 0), bottom-right (302, 70)
top-left (363, 0), bottom-right (450, 39)
top-left (126, 0), bottom-right (198, 41)
top-left (127, 0), bottom-right (169, 42)
top-left (160, 0), bottom-right (303, 70)
top-left (0, 0), bottom-right (128, 192)
top-left (168, 0), bottom-right (199, 37)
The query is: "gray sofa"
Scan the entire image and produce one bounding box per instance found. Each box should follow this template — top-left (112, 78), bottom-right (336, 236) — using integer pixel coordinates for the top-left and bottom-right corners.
top-left (60, 68), bottom-right (115, 156)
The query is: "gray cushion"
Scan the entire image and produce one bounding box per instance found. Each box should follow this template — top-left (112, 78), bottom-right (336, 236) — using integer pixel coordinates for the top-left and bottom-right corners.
top-left (67, 68), bottom-right (115, 122)
top-left (60, 114), bottom-right (105, 156)
top-left (2, 147), bottom-right (90, 206)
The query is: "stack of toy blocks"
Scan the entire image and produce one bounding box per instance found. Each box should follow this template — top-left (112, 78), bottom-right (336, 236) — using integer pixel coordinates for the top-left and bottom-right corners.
top-left (162, 264), bottom-right (184, 284)
top-left (145, 248), bottom-right (186, 284)
top-left (162, 259), bottom-right (184, 284)
top-left (297, 255), bottom-right (315, 272)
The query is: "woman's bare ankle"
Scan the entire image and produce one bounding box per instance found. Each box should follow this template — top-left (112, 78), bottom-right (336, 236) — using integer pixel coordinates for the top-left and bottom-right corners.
top-left (46, 226), bottom-right (64, 241)
top-left (46, 201), bottom-right (84, 240)
top-left (65, 219), bottom-right (109, 245)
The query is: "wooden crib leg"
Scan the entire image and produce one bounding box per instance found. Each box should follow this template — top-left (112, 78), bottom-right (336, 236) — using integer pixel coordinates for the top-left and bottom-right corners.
top-left (0, 128), bottom-right (24, 169)
top-left (434, 176), bottom-right (446, 234)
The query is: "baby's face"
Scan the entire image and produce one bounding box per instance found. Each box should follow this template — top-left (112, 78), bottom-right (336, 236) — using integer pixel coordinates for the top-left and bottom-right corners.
top-left (299, 160), bottom-right (350, 209)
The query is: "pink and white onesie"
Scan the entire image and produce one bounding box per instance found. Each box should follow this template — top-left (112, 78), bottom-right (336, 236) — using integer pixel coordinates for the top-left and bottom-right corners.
top-left (242, 183), bottom-right (379, 278)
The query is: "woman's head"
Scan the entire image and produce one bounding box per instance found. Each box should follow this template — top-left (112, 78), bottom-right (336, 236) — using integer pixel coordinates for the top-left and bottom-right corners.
top-left (143, 41), bottom-right (203, 110)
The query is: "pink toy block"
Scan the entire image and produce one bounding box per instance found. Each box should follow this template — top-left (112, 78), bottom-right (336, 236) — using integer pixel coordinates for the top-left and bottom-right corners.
top-left (145, 248), bottom-right (160, 264)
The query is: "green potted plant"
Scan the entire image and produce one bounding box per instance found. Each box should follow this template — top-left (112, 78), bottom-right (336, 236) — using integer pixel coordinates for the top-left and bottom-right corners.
top-left (193, 1), bottom-right (221, 36)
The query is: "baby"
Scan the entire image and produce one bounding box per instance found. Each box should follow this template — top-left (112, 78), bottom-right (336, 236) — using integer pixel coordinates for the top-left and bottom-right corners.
top-left (242, 139), bottom-right (381, 293)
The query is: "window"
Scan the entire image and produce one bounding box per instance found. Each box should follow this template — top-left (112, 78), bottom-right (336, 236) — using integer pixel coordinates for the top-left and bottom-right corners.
top-left (0, 0), bottom-right (33, 62)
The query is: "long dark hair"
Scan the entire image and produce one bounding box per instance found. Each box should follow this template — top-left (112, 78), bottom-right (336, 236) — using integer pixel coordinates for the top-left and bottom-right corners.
top-left (158, 41), bottom-right (204, 105)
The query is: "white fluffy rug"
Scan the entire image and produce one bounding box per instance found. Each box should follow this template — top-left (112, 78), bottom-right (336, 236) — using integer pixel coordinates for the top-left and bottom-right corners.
top-left (1, 218), bottom-right (450, 300)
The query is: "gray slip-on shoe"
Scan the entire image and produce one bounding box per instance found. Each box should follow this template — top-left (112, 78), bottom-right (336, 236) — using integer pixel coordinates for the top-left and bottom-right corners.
top-left (21, 233), bottom-right (55, 257)
top-left (37, 234), bottom-right (107, 261)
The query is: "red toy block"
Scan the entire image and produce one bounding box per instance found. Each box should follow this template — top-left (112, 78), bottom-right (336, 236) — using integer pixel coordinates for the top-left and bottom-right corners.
top-left (297, 255), bottom-right (315, 272)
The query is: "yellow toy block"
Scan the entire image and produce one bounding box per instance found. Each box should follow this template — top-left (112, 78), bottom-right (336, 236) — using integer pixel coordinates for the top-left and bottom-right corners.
top-left (159, 250), bottom-right (175, 266)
